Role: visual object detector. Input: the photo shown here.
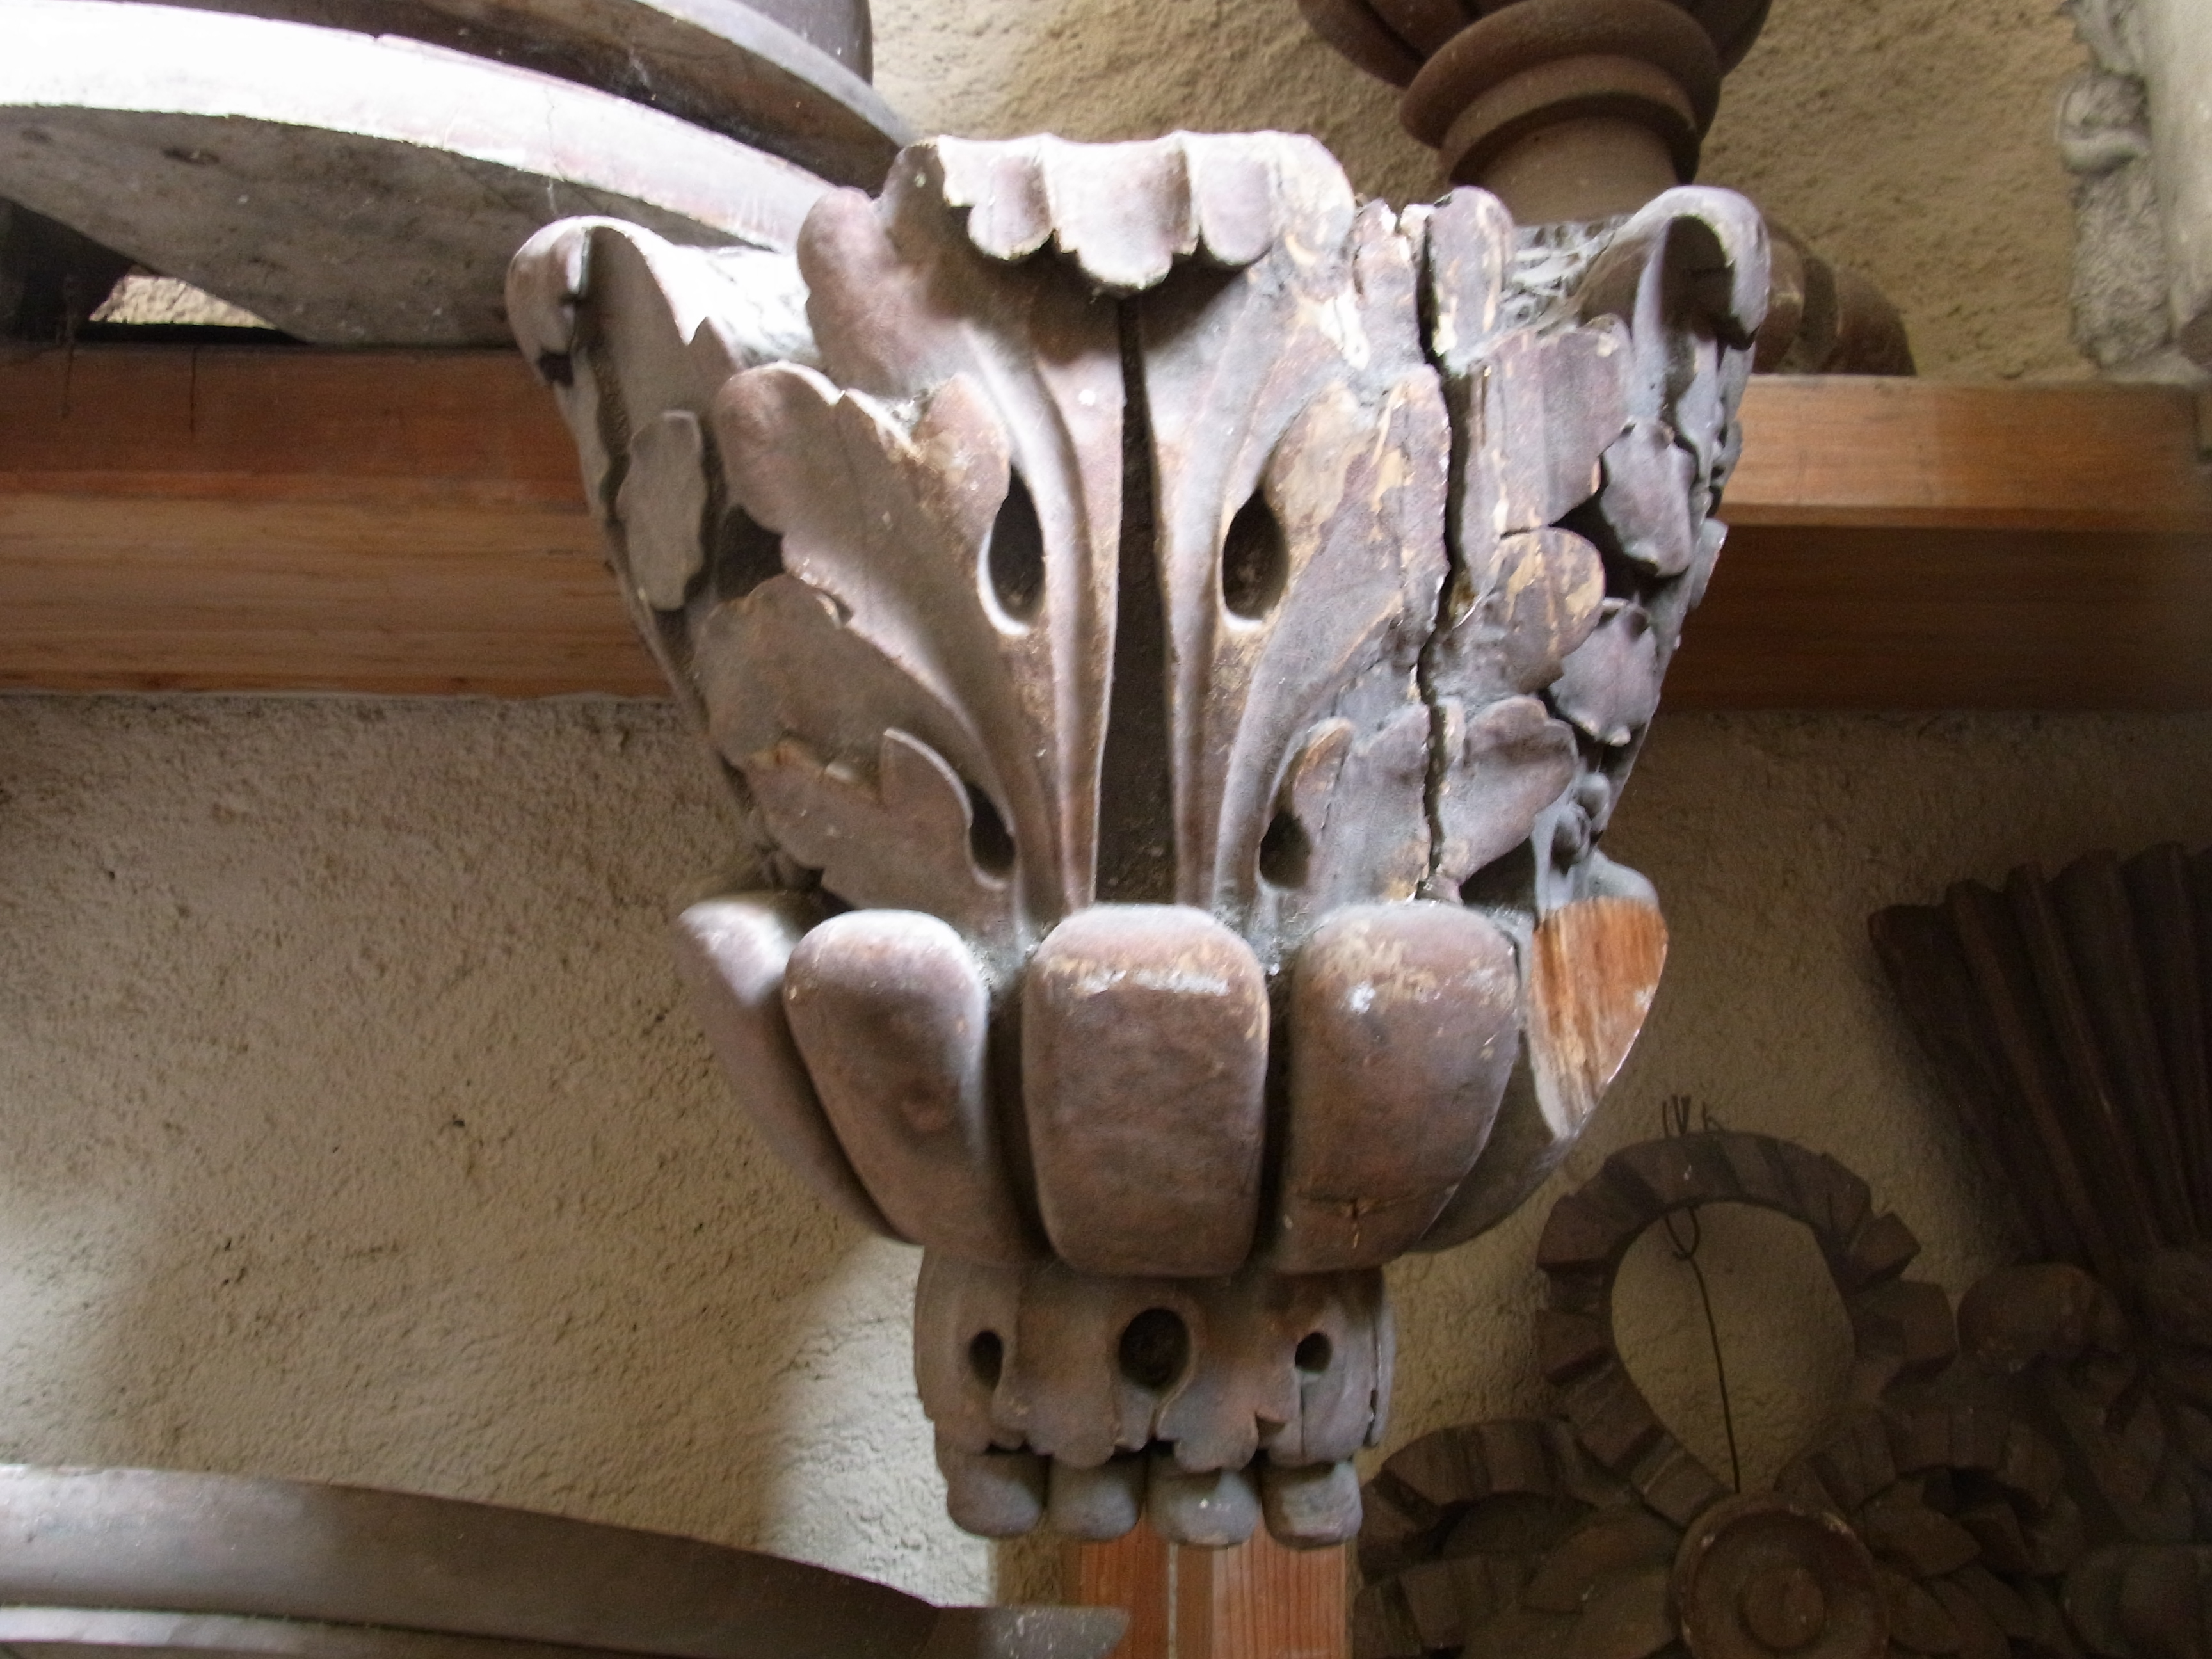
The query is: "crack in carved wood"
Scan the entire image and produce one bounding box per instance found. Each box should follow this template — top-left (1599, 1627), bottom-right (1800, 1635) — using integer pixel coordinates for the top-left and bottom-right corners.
top-left (509, 131), bottom-right (1767, 1549)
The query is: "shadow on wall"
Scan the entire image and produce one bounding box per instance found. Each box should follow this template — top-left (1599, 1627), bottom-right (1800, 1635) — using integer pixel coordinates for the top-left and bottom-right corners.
top-left (0, 694), bottom-right (989, 1604)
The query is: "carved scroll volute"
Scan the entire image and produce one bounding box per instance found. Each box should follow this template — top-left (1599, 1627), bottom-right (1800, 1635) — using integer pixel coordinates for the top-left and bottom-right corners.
top-left (509, 136), bottom-right (1767, 1553)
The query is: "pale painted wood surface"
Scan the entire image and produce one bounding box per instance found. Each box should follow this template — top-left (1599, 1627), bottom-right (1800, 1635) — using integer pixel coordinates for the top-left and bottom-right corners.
top-left (116, 0), bottom-right (906, 182)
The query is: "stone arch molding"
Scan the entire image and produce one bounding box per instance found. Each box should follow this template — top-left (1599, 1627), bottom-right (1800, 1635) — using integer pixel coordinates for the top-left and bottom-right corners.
top-left (508, 131), bottom-right (1768, 1550)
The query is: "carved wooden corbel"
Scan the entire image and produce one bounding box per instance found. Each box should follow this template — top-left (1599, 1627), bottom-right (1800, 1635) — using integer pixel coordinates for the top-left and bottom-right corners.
top-left (509, 131), bottom-right (1767, 1548)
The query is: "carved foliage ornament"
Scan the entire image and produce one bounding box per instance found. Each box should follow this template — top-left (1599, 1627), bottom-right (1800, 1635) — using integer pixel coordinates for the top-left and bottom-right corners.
top-left (508, 132), bottom-right (1767, 1549)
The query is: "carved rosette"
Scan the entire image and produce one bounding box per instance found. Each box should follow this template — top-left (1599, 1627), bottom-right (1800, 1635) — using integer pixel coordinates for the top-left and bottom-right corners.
top-left (508, 132), bottom-right (1766, 1548)
top-left (1356, 1132), bottom-right (2088, 1659)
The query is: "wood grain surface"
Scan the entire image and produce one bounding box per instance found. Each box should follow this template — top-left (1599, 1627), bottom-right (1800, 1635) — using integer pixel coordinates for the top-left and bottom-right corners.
top-left (0, 346), bottom-right (648, 695)
top-left (3, 350), bottom-right (2208, 707)
top-left (1178, 1530), bottom-right (1349, 1659)
top-left (1068, 1530), bottom-right (1172, 1659)
top-left (1071, 1526), bottom-right (1347, 1659)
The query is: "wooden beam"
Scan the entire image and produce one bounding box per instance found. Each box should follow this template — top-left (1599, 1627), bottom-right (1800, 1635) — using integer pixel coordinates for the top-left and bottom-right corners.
top-left (1722, 376), bottom-right (2212, 534)
top-left (1662, 377), bottom-right (2212, 708)
top-left (1665, 525), bottom-right (2212, 709)
top-left (1176, 1532), bottom-right (1347, 1659)
top-left (0, 345), bottom-right (578, 497)
top-left (1066, 1530), bottom-right (1171, 1659)
top-left (3, 348), bottom-right (2209, 707)
top-left (0, 346), bottom-right (653, 696)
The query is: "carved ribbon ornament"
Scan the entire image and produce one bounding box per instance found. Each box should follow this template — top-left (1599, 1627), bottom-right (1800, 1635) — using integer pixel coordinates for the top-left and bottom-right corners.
top-left (507, 132), bottom-right (1767, 1550)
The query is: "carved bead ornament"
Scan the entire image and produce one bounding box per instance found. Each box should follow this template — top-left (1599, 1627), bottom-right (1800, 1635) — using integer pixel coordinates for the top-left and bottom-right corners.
top-left (509, 132), bottom-right (1767, 1547)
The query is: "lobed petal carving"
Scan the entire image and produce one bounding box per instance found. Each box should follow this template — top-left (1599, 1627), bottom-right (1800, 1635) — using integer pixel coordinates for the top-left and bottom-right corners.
top-left (785, 911), bottom-right (1036, 1262)
top-left (1276, 902), bottom-right (1521, 1272)
top-left (670, 894), bottom-right (893, 1238)
top-left (1020, 906), bottom-right (1270, 1278)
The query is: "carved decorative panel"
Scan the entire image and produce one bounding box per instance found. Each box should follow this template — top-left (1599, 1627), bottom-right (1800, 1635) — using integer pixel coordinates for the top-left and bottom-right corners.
top-left (509, 132), bottom-right (1767, 1547)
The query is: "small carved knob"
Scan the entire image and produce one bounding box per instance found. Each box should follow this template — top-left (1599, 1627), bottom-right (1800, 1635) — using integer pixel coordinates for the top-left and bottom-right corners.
top-left (1738, 1562), bottom-right (1825, 1652)
top-left (1674, 1496), bottom-right (1886, 1659)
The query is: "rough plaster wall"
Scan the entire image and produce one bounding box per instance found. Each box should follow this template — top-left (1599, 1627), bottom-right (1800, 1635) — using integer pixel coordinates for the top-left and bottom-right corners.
top-left (6, 699), bottom-right (2209, 1601)
top-left (1697, 0), bottom-right (2087, 380)
top-left (872, 0), bottom-right (2087, 377)
top-left (0, 698), bottom-right (992, 1603)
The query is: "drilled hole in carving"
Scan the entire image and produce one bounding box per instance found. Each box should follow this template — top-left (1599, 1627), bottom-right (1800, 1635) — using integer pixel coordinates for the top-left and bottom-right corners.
top-left (1220, 492), bottom-right (1287, 620)
top-left (1258, 808), bottom-right (1311, 889)
top-left (968, 1330), bottom-right (1004, 1389)
top-left (1294, 1331), bottom-right (1333, 1374)
top-left (712, 507), bottom-right (783, 601)
top-left (986, 472), bottom-right (1046, 623)
top-left (1117, 1308), bottom-right (1190, 1391)
top-left (965, 781), bottom-right (1016, 878)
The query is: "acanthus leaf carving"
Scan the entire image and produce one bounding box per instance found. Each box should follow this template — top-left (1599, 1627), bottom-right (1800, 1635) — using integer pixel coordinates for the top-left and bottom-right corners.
top-left (706, 364), bottom-right (1050, 956)
top-left (1133, 178), bottom-right (1448, 951)
top-left (743, 729), bottom-right (1018, 950)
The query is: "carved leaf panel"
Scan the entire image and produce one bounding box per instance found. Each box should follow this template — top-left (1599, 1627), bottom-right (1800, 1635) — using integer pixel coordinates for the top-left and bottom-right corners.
top-left (507, 220), bottom-right (819, 881)
top-left (709, 367), bottom-right (1039, 952)
top-left (707, 164), bottom-right (1128, 952)
top-left (1127, 180), bottom-right (1450, 952)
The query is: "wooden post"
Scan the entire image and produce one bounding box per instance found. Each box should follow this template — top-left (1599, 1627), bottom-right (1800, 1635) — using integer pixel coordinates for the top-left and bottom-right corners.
top-left (1069, 1527), bottom-right (1346, 1659)
top-left (1067, 1530), bottom-right (1170, 1659)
